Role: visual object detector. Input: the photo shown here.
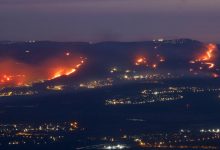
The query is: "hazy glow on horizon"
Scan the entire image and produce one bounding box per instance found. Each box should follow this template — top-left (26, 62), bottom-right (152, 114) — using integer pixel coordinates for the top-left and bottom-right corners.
top-left (0, 0), bottom-right (220, 42)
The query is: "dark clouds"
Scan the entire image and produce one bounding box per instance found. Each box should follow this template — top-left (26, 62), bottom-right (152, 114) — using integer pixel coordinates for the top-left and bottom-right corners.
top-left (0, 0), bottom-right (220, 42)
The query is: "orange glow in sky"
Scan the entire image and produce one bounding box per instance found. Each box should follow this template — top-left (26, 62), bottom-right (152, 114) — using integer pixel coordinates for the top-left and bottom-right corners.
top-left (0, 53), bottom-right (86, 87)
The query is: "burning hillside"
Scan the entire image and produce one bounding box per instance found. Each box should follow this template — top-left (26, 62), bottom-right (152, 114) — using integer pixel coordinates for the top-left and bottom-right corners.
top-left (189, 43), bottom-right (219, 77)
top-left (0, 52), bottom-right (85, 87)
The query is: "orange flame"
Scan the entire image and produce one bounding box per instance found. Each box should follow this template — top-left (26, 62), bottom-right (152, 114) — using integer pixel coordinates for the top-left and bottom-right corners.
top-left (50, 67), bottom-right (78, 80)
top-left (134, 54), bottom-right (165, 69)
top-left (193, 43), bottom-right (218, 71)
top-left (135, 57), bottom-right (147, 66)
top-left (196, 43), bottom-right (216, 62)
top-left (190, 43), bottom-right (219, 78)
top-left (205, 62), bottom-right (215, 69)
top-left (0, 53), bottom-right (86, 87)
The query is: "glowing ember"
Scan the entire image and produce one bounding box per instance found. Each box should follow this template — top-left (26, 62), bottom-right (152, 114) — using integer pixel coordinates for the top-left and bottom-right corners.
top-left (212, 73), bottom-right (219, 78)
top-left (205, 62), bottom-right (215, 69)
top-left (134, 54), bottom-right (165, 69)
top-left (152, 64), bottom-right (157, 68)
top-left (137, 58), bottom-right (143, 63)
top-left (65, 52), bottom-right (70, 56)
top-left (135, 57), bottom-right (147, 66)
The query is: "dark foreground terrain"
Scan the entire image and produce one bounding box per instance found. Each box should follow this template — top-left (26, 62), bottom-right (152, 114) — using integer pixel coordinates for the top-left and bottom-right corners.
top-left (1, 78), bottom-right (220, 149)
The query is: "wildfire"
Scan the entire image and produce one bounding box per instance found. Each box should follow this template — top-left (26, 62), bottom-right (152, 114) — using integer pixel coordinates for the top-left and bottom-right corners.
top-left (195, 43), bottom-right (218, 71)
top-left (196, 43), bottom-right (216, 62)
top-left (0, 74), bottom-right (26, 87)
top-left (135, 57), bottom-right (147, 66)
top-left (0, 54), bottom-right (86, 87)
top-left (50, 67), bottom-right (78, 80)
top-left (134, 54), bottom-right (165, 69)
top-left (44, 57), bottom-right (85, 80)
top-left (190, 43), bottom-right (219, 78)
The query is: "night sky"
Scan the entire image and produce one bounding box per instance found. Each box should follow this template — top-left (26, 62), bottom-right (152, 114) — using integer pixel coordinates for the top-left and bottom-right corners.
top-left (0, 0), bottom-right (220, 42)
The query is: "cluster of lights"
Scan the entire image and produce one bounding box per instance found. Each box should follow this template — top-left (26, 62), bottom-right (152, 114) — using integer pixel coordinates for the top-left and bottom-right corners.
top-left (103, 144), bottom-right (127, 149)
top-left (0, 90), bottom-right (38, 97)
top-left (105, 86), bottom-right (220, 106)
top-left (121, 73), bottom-right (176, 81)
top-left (0, 121), bottom-right (79, 146)
top-left (46, 85), bottom-right (64, 91)
top-left (131, 128), bottom-right (220, 149)
top-left (110, 67), bottom-right (118, 73)
top-left (79, 78), bottom-right (113, 89)
top-left (200, 129), bottom-right (220, 133)
top-left (105, 88), bottom-right (184, 105)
